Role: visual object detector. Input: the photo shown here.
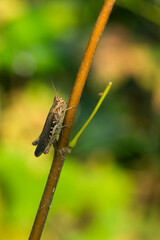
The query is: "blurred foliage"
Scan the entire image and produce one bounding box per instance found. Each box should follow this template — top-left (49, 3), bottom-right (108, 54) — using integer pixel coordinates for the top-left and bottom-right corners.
top-left (0, 0), bottom-right (160, 239)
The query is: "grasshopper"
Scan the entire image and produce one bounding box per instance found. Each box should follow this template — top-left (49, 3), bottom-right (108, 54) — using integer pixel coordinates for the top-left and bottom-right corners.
top-left (32, 96), bottom-right (66, 157)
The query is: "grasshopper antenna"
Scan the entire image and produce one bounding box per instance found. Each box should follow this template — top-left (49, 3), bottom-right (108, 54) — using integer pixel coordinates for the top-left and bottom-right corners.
top-left (49, 75), bottom-right (58, 96)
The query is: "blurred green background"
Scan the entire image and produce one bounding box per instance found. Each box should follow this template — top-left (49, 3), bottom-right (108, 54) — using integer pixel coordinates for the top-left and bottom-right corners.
top-left (0, 0), bottom-right (160, 239)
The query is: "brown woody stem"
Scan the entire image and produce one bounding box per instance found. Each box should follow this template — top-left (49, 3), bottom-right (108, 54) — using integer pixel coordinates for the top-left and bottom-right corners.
top-left (29, 1), bottom-right (116, 239)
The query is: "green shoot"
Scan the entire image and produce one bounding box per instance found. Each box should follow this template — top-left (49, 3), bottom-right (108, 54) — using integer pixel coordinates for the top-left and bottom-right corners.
top-left (69, 82), bottom-right (112, 148)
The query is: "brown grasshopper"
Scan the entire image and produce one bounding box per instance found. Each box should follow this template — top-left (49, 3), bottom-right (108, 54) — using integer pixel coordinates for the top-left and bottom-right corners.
top-left (32, 96), bottom-right (66, 157)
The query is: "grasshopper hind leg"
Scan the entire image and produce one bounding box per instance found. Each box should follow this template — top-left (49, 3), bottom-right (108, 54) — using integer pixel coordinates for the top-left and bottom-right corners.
top-left (43, 139), bottom-right (57, 154)
top-left (32, 136), bottom-right (40, 146)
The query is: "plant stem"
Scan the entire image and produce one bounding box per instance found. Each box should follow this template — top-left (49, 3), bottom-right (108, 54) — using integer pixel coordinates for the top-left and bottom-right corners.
top-left (28, 1), bottom-right (116, 239)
